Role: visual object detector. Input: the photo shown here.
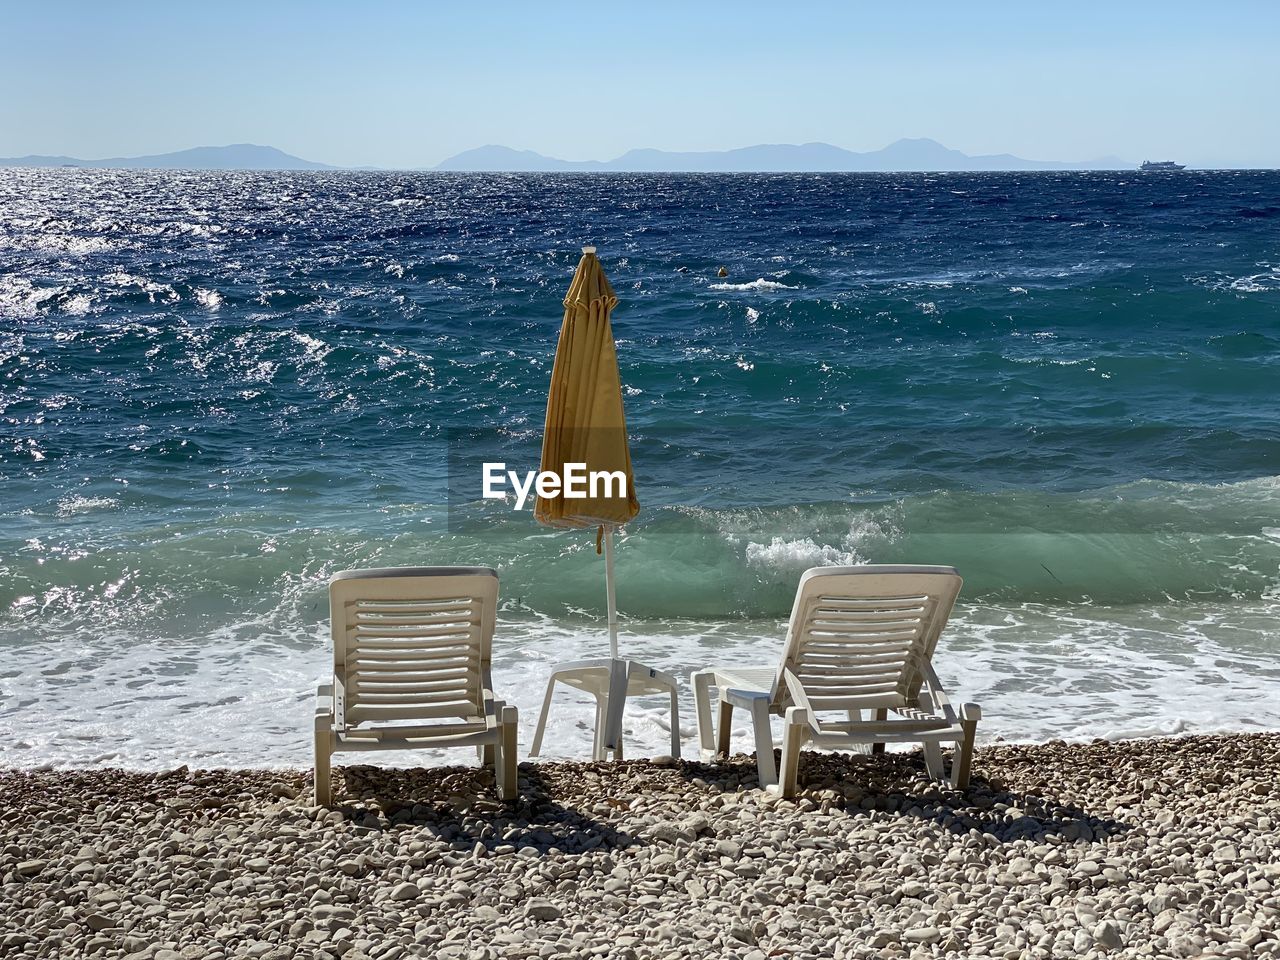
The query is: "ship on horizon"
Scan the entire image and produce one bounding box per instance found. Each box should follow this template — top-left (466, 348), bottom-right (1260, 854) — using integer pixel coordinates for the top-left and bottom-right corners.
top-left (1139, 160), bottom-right (1187, 171)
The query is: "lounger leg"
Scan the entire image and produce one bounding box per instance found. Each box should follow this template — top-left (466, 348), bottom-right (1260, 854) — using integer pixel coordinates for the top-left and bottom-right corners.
top-left (917, 693), bottom-right (944, 780)
top-left (922, 740), bottom-right (944, 780)
top-left (770, 707), bottom-right (809, 799)
top-left (692, 670), bottom-right (717, 760)
top-left (530, 674), bottom-right (559, 758)
top-left (496, 705), bottom-right (519, 800)
top-left (950, 703), bottom-right (981, 790)
top-left (846, 709), bottom-right (871, 756)
top-left (481, 701), bottom-right (502, 766)
top-left (314, 684), bottom-right (334, 807)
top-left (749, 698), bottom-right (777, 788)
top-left (314, 732), bottom-right (332, 807)
top-left (871, 708), bottom-right (888, 755)
top-left (716, 699), bottom-right (733, 757)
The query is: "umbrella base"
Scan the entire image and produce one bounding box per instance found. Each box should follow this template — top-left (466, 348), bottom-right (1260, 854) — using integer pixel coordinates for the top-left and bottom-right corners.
top-left (529, 657), bottom-right (681, 762)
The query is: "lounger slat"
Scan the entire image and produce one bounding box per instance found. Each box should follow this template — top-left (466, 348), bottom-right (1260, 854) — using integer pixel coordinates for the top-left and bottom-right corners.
top-left (352, 672), bottom-right (475, 692)
top-left (354, 620), bottom-right (477, 633)
top-left (351, 646), bottom-right (474, 661)
top-left (353, 690), bottom-right (475, 706)
top-left (793, 670), bottom-right (906, 686)
top-left (350, 670), bottom-right (476, 686)
top-left (350, 646), bottom-right (478, 663)
top-left (803, 678), bottom-right (902, 697)
top-left (796, 659), bottom-right (911, 676)
top-left (351, 669), bottom-right (473, 685)
top-left (807, 620), bottom-right (921, 632)
top-left (800, 635), bottom-right (915, 650)
top-left (803, 693), bottom-right (908, 710)
top-left (793, 658), bottom-right (911, 677)
top-left (809, 613), bottom-right (925, 626)
top-left (804, 630), bottom-right (919, 645)
top-left (354, 604), bottom-right (475, 616)
top-left (353, 632), bottom-right (478, 647)
top-left (351, 670), bottom-right (473, 685)
top-left (351, 671), bottom-right (473, 685)
top-left (810, 595), bottom-right (930, 609)
top-left (351, 597), bottom-right (475, 611)
top-left (798, 643), bottom-right (914, 661)
top-left (805, 692), bottom-right (905, 711)
top-left (348, 701), bottom-right (481, 723)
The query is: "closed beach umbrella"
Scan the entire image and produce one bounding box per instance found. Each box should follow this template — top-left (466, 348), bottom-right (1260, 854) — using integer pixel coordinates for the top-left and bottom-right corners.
top-left (528, 246), bottom-right (682, 762)
top-left (535, 246), bottom-right (639, 662)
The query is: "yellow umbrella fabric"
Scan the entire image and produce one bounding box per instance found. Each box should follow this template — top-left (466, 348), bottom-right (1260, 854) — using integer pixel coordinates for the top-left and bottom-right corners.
top-left (535, 248), bottom-right (640, 529)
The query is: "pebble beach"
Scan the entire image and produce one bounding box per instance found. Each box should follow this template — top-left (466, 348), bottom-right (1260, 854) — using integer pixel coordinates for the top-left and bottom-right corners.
top-left (2, 734), bottom-right (1277, 960)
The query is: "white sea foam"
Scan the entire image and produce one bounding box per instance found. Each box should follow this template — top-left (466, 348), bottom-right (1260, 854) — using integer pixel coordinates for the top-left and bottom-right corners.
top-left (709, 279), bottom-right (796, 292)
top-left (62, 294), bottom-right (94, 316)
top-left (2, 598), bottom-right (1278, 769)
top-left (0, 277), bottom-right (60, 318)
top-left (0, 233), bottom-right (119, 255)
top-left (55, 495), bottom-right (119, 517)
top-left (745, 536), bottom-right (861, 571)
top-left (1228, 268), bottom-right (1280, 293)
top-left (193, 288), bottom-right (223, 310)
top-left (103, 271), bottom-right (179, 303)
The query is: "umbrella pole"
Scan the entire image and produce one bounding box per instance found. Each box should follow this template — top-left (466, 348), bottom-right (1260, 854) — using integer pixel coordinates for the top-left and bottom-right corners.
top-left (604, 526), bottom-right (619, 661)
top-left (602, 525), bottom-right (626, 758)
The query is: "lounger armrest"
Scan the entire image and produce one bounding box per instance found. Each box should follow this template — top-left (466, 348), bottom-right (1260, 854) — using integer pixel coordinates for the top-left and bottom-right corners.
top-left (481, 665), bottom-right (500, 702)
top-left (780, 668), bottom-right (813, 713)
top-left (483, 695), bottom-right (504, 731)
top-left (315, 683), bottom-right (335, 732)
top-left (499, 704), bottom-right (518, 728)
top-left (332, 671), bottom-right (348, 729)
top-left (960, 702), bottom-right (982, 722)
top-left (919, 661), bottom-right (960, 724)
top-left (783, 705), bottom-right (811, 728)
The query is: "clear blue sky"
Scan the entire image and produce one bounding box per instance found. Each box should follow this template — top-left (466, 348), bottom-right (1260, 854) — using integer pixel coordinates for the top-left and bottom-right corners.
top-left (2, 0), bottom-right (1276, 168)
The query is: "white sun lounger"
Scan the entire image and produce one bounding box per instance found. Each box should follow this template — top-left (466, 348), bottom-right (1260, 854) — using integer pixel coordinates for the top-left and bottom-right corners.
top-left (313, 567), bottom-right (518, 805)
top-left (692, 565), bottom-right (979, 797)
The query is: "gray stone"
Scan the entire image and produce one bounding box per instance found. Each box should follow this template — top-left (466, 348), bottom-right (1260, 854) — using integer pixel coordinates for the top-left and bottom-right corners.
top-left (903, 927), bottom-right (941, 944)
top-left (389, 882), bottom-right (419, 902)
top-left (524, 900), bottom-right (562, 921)
top-left (1093, 920), bottom-right (1123, 951)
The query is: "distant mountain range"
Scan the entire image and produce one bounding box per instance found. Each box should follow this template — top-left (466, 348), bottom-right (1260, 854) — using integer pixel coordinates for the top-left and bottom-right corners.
top-left (0, 138), bottom-right (1134, 172)
top-left (0, 144), bottom-right (334, 171)
top-left (433, 139), bottom-right (1132, 172)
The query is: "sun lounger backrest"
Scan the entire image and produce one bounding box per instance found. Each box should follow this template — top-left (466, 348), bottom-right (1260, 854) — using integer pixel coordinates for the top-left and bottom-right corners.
top-left (775, 565), bottom-right (962, 713)
top-left (329, 567), bottom-right (499, 728)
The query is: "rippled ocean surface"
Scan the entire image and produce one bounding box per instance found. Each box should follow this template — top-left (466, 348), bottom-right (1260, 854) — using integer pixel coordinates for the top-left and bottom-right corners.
top-left (2, 168), bottom-right (1278, 768)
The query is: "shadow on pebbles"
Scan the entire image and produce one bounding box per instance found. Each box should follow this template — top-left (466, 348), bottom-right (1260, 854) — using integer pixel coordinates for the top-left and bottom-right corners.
top-left (1, 734), bottom-right (1278, 960)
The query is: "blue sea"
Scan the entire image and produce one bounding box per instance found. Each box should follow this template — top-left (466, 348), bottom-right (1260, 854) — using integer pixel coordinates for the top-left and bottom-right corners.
top-left (1, 167), bottom-right (1278, 767)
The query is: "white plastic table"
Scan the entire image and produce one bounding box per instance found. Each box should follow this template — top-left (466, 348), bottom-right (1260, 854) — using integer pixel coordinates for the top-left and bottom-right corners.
top-left (530, 656), bottom-right (681, 761)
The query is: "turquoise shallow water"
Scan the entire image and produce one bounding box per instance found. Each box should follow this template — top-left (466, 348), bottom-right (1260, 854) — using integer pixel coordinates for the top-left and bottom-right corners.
top-left (1, 168), bottom-right (1278, 766)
